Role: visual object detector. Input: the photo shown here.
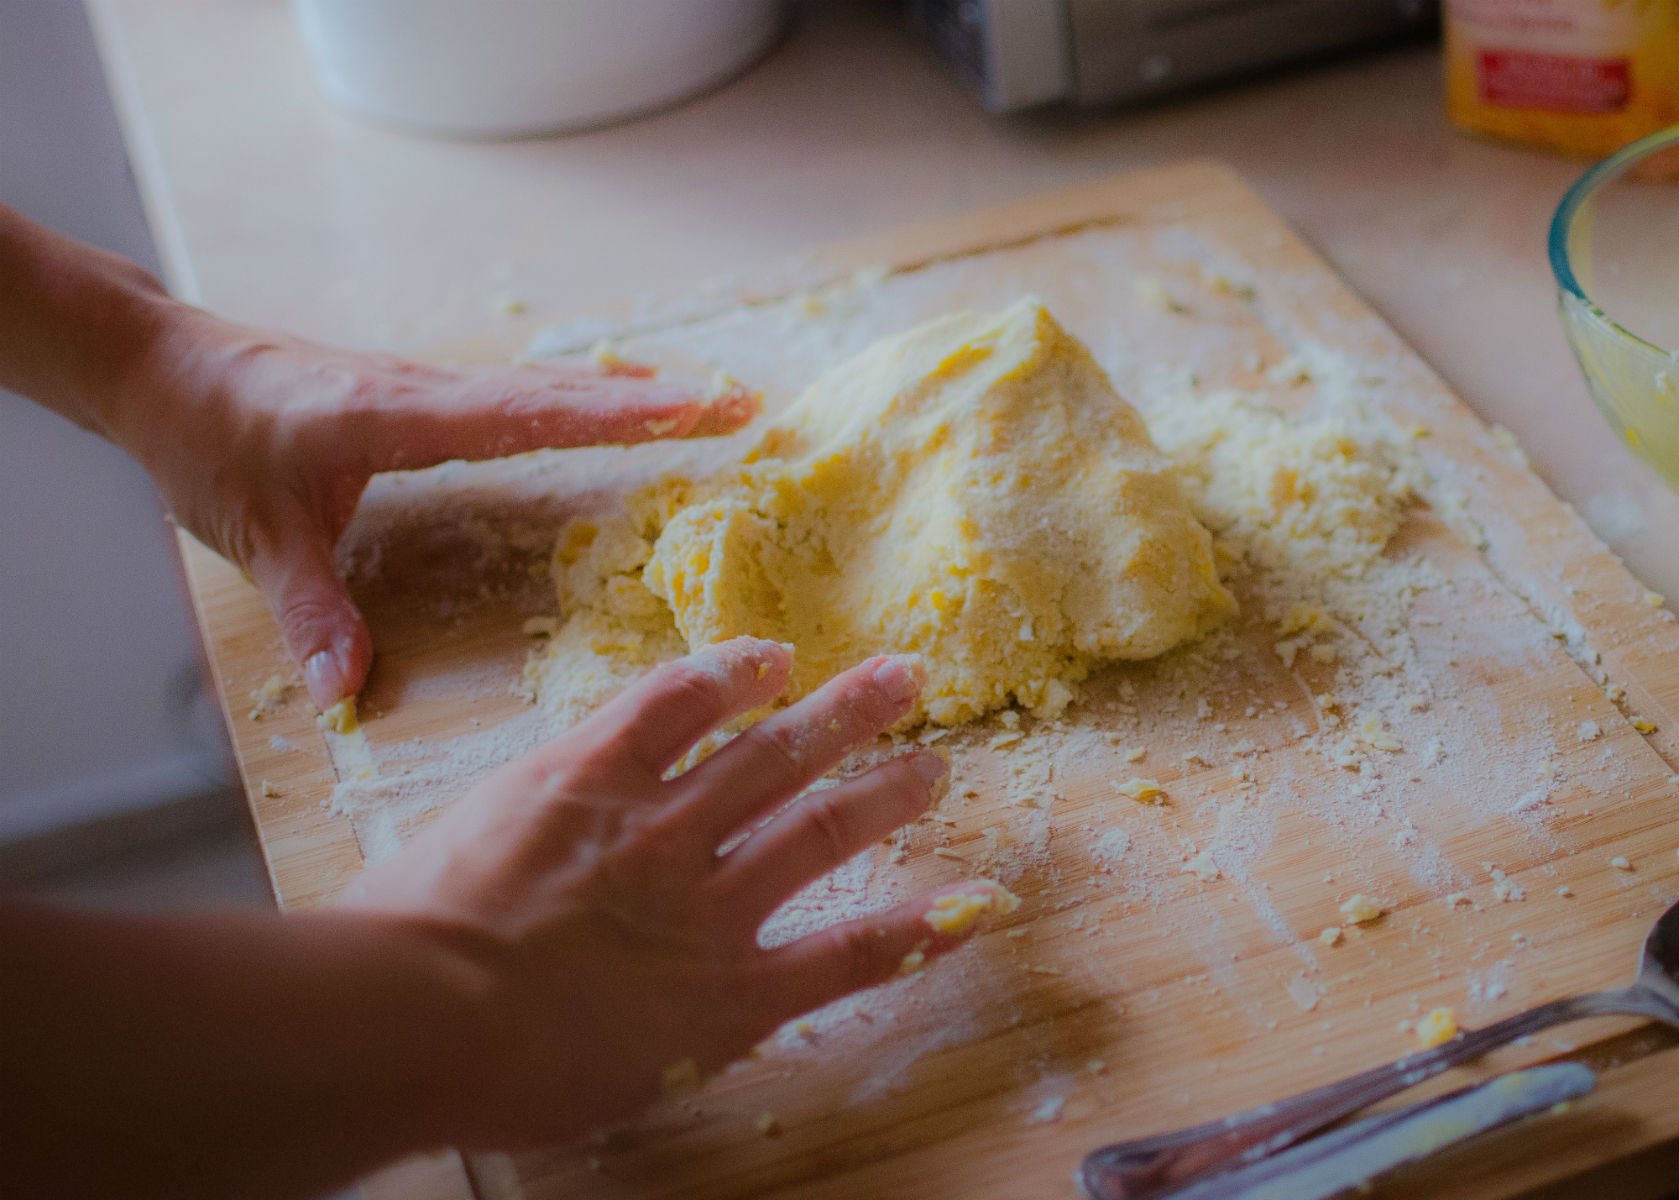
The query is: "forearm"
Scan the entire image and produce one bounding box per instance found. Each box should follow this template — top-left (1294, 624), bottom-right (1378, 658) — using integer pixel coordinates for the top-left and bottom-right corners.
top-left (0, 903), bottom-right (497, 1200)
top-left (0, 202), bottom-right (186, 441)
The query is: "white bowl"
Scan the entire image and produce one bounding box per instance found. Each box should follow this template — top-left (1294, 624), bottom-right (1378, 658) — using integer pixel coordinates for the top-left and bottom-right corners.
top-left (292, 0), bottom-right (787, 139)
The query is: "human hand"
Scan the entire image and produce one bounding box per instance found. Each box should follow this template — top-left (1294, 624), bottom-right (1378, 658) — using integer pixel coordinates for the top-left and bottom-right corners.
top-left (339, 638), bottom-right (1013, 1148)
top-left (115, 306), bottom-right (758, 708)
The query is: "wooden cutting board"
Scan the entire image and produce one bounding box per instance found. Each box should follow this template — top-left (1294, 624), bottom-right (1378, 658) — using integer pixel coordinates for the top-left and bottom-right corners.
top-left (182, 162), bottom-right (1677, 1200)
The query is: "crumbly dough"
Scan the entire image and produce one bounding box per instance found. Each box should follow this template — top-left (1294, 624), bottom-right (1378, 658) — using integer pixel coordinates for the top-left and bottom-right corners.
top-left (1338, 893), bottom-right (1384, 924)
top-left (924, 881), bottom-right (1022, 935)
top-left (533, 299), bottom-right (1233, 728)
top-left (316, 698), bottom-right (358, 735)
top-left (1415, 1007), bottom-right (1458, 1049)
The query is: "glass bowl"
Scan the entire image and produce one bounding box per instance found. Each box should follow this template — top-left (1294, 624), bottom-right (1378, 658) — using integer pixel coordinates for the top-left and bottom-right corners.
top-left (1548, 125), bottom-right (1679, 491)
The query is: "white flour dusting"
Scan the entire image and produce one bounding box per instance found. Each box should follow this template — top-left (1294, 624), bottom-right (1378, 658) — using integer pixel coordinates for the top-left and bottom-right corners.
top-left (315, 224), bottom-right (1669, 1114)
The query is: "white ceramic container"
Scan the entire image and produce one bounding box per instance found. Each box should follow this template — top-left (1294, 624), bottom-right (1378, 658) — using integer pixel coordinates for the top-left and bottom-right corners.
top-left (292, 0), bottom-right (787, 138)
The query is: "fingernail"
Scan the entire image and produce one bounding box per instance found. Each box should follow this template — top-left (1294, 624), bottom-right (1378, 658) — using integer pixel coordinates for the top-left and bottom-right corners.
top-left (304, 641), bottom-right (354, 709)
top-left (909, 750), bottom-right (950, 803)
top-left (873, 655), bottom-right (925, 704)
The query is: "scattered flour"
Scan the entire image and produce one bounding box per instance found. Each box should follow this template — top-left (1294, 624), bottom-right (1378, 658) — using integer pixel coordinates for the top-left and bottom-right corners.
top-left (306, 224), bottom-right (1658, 1117)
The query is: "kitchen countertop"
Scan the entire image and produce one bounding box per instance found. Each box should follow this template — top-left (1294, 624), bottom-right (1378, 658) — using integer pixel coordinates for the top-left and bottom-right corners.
top-left (85, 1), bottom-right (1675, 604)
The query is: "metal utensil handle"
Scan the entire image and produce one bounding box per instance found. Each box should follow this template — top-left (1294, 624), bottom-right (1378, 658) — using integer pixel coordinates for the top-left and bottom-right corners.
top-left (1081, 985), bottom-right (1668, 1200)
top-left (1157, 1062), bottom-right (1597, 1200)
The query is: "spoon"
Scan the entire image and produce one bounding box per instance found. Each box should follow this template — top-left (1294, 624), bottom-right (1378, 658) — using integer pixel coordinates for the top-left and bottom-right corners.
top-left (1080, 897), bottom-right (1679, 1200)
top-left (1147, 1063), bottom-right (1595, 1200)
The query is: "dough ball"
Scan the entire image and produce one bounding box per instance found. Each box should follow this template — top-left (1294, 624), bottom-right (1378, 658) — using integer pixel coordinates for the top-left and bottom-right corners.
top-left (636, 297), bottom-right (1233, 725)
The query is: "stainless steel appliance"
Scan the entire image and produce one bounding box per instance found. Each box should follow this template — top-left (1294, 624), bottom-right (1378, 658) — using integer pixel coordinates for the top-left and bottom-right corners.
top-left (906, 0), bottom-right (1436, 112)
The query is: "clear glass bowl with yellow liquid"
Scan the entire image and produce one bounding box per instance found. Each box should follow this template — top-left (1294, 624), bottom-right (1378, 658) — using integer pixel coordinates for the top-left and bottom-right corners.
top-left (1549, 125), bottom-right (1679, 491)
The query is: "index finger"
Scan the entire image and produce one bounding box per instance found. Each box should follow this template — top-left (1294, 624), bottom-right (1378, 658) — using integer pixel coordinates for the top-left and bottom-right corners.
top-left (565, 638), bottom-right (794, 782)
top-left (361, 364), bottom-right (761, 472)
top-left (665, 655), bottom-right (925, 850)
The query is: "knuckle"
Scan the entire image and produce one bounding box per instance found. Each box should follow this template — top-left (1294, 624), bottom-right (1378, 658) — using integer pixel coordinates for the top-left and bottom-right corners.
top-left (628, 807), bottom-right (707, 875)
top-left (739, 721), bottom-right (803, 781)
top-left (891, 758), bottom-right (938, 814)
top-left (274, 594), bottom-right (350, 648)
top-left (801, 788), bottom-right (853, 865)
top-left (477, 383), bottom-right (537, 421)
top-left (837, 922), bottom-right (894, 987)
top-left (649, 661), bottom-right (726, 716)
top-left (211, 503), bottom-right (262, 573)
top-left (346, 372), bottom-right (390, 409)
top-left (682, 882), bottom-right (736, 938)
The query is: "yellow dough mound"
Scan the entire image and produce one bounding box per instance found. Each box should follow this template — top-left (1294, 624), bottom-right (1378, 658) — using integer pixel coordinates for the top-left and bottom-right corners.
top-left (534, 298), bottom-right (1233, 727)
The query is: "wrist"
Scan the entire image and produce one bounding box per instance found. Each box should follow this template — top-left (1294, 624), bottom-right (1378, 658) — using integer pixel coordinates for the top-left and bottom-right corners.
top-left (45, 250), bottom-right (181, 446)
top-left (333, 913), bottom-right (516, 1153)
top-left (94, 289), bottom-right (221, 462)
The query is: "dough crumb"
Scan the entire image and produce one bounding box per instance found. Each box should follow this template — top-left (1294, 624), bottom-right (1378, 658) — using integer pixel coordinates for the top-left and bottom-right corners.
top-left (1182, 847), bottom-right (1221, 882)
top-left (924, 880), bottom-right (1022, 936)
top-left (316, 698), bottom-right (358, 735)
top-left (1319, 926), bottom-right (1343, 946)
top-left (248, 674), bottom-right (293, 720)
top-left (1610, 856), bottom-right (1634, 871)
top-left (1416, 1007), bottom-right (1458, 1049)
top-left (1286, 975), bottom-right (1320, 1011)
top-left (1027, 1096), bottom-right (1067, 1124)
top-left (1133, 273), bottom-right (1185, 313)
top-left (1339, 894), bottom-right (1384, 924)
top-left (755, 1112), bottom-right (781, 1137)
top-left (1115, 777), bottom-right (1167, 805)
top-left (1357, 713), bottom-right (1402, 752)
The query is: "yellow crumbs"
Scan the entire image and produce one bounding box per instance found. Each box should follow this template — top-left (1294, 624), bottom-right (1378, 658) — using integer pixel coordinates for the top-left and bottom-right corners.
top-left (1115, 777), bottom-right (1167, 805)
top-left (1415, 1007), bottom-right (1458, 1049)
top-left (924, 881), bottom-right (1022, 936)
top-left (315, 698), bottom-right (358, 735)
top-left (247, 673), bottom-right (292, 721)
top-left (1338, 894), bottom-right (1384, 924)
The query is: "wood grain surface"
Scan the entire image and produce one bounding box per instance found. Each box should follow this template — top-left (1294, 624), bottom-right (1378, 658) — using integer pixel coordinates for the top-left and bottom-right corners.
top-left (184, 162), bottom-right (1677, 1200)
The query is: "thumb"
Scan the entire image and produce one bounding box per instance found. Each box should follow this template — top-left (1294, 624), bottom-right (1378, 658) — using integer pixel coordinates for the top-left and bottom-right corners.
top-left (248, 529), bottom-right (374, 710)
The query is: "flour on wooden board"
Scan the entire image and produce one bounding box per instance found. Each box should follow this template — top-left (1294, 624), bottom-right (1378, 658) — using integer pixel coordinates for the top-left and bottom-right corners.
top-left (319, 238), bottom-right (1667, 1105)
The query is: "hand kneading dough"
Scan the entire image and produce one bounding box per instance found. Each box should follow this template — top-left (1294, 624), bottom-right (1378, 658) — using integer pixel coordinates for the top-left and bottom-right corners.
top-left (575, 297), bottom-right (1232, 727)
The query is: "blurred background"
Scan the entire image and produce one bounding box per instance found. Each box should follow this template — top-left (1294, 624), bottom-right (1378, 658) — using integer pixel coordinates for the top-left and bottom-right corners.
top-left (0, 1), bottom-right (266, 909)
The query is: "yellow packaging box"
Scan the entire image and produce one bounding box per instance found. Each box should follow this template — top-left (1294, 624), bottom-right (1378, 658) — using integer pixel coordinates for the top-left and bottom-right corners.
top-left (1445, 0), bottom-right (1678, 167)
